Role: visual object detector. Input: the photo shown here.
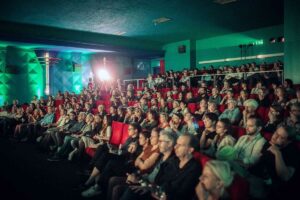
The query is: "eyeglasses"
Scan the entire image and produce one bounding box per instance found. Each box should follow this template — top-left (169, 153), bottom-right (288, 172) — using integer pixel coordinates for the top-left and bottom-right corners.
top-left (128, 128), bottom-right (135, 131)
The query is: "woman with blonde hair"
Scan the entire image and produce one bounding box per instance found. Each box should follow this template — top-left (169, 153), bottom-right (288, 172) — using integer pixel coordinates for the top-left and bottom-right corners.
top-left (196, 160), bottom-right (234, 200)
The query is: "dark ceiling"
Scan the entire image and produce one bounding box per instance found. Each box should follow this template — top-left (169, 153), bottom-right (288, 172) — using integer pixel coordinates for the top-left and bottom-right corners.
top-left (0, 0), bottom-right (283, 54)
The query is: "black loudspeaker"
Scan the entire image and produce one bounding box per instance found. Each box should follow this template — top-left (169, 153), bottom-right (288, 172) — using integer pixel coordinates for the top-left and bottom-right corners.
top-left (178, 45), bottom-right (186, 53)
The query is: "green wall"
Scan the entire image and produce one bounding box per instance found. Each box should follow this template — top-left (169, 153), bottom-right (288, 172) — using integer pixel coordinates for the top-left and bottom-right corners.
top-left (163, 40), bottom-right (190, 71)
top-left (284, 0), bottom-right (300, 84)
top-left (196, 25), bottom-right (284, 67)
top-left (0, 46), bottom-right (44, 105)
top-left (163, 26), bottom-right (284, 70)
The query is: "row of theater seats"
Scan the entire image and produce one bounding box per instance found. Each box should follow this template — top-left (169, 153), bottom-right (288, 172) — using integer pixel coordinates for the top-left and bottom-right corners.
top-left (85, 121), bottom-right (129, 157)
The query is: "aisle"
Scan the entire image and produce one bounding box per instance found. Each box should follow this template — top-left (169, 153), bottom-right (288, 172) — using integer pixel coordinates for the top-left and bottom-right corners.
top-left (0, 138), bottom-right (99, 200)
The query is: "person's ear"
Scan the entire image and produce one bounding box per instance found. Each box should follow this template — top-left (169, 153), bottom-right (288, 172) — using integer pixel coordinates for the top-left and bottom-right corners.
top-left (216, 180), bottom-right (224, 189)
top-left (189, 147), bottom-right (194, 154)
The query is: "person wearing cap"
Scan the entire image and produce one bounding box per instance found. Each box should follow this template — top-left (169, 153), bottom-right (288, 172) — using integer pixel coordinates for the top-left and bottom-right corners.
top-left (219, 99), bottom-right (241, 125)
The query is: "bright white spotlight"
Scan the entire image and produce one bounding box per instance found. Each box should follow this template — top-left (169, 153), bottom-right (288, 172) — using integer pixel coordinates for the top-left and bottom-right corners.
top-left (97, 69), bottom-right (111, 81)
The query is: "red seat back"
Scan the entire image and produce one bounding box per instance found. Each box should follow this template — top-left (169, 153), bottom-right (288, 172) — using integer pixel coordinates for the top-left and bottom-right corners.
top-left (249, 94), bottom-right (258, 99)
top-left (128, 101), bottom-right (137, 107)
top-left (228, 175), bottom-right (250, 200)
top-left (121, 123), bottom-right (130, 144)
top-left (188, 103), bottom-right (197, 114)
top-left (110, 121), bottom-right (124, 145)
top-left (262, 131), bottom-right (273, 141)
top-left (198, 120), bottom-right (205, 128)
top-left (193, 152), bottom-right (212, 167)
top-left (256, 106), bottom-right (268, 123)
top-left (172, 94), bottom-right (178, 100)
top-left (232, 126), bottom-right (246, 139)
top-left (85, 147), bottom-right (96, 157)
top-left (218, 104), bottom-right (226, 113)
top-left (96, 100), bottom-right (105, 107)
top-left (167, 102), bottom-right (173, 109)
top-left (55, 100), bottom-right (64, 107)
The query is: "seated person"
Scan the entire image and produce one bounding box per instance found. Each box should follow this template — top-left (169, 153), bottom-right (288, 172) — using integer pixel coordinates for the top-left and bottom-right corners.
top-left (237, 89), bottom-right (249, 107)
top-left (281, 102), bottom-right (300, 140)
top-left (233, 117), bottom-right (266, 173)
top-left (272, 87), bottom-right (288, 108)
top-left (239, 99), bottom-right (259, 128)
top-left (140, 110), bottom-right (158, 131)
top-left (194, 99), bottom-right (208, 120)
top-left (182, 112), bottom-right (199, 136)
top-left (158, 113), bottom-right (171, 131)
top-left (249, 125), bottom-right (300, 199)
top-left (257, 87), bottom-right (271, 107)
top-left (81, 129), bottom-right (159, 198)
top-left (158, 98), bottom-right (169, 114)
top-left (77, 123), bottom-right (141, 190)
top-left (286, 88), bottom-right (300, 107)
top-left (47, 112), bottom-right (87, 161)
top-left (169, 100), bottom-right (181, 117)
top-left (120, 133), bottom-right (201, 200)
top-left (207, 101), bottom-right (220, 116)
top-left (220, 90), bottom-right (234, 105)
top-left (204, 118), bottom-right (236, 158)
top-left (169, 112), bottom-right (185, 136)
top-left (200, 113), bottom-right (218, 151)
top-left (219, 99), bottom-right (241, 125)
top-left (60, 113), bottom-right (94, 161)
top-left (208, 87), bottom-right (222, 105)
top-left (263, 105), bottom-right (284, 133)
top-left (195, 160), bottom-right (234, 200)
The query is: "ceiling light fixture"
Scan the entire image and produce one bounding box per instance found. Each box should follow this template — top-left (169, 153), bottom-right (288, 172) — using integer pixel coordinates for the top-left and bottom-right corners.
top-left (152, 17), bottom-right (171, 26)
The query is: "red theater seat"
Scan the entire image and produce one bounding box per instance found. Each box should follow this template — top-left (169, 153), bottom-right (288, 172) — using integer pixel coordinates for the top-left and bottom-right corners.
top-left (232, 126), bottom-right (246, 139)
top-left (228, 175), bottom-right (250, 200)
top-left (85, 147), bottom-right (96, 157)
top-left (110, 121), bottom-right (124, 145)
top-left (198, 120), bottom-right (205, 128)
top-left (55, 100), bottom-right (64, 107)
top-left (249, 94), bottom-right (258, 99)
top-left (188, 103), bottom-right (197, 114)
top-left (167, 102), bottom-right (173, 109)
top-left (256, 106), bottom-right (268, 123)
top-left (193, 152), bottom-right (212, 167)
top-left (128, 101), bottom-right (137, 107)
top-left (120, 123), bottom-right (129, 144)
top-left (262, 131), bottom-right (273, 141)
top-left (96, 100), bottom-right (105, 107)
top-left (218, 104), bottom-right (226, 113)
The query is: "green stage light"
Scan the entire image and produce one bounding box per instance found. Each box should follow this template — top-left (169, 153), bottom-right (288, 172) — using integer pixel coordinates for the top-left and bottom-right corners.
top-left (74, 84), bottom-right (81, 94)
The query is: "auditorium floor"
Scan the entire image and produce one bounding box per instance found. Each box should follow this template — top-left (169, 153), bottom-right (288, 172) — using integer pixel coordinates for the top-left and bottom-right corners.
top-left (0, 137), bottom-right (102, 200)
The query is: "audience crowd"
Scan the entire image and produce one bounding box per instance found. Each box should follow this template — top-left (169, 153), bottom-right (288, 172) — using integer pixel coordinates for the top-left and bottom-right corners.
top-left (0, 61), bottom-right (299, 200)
